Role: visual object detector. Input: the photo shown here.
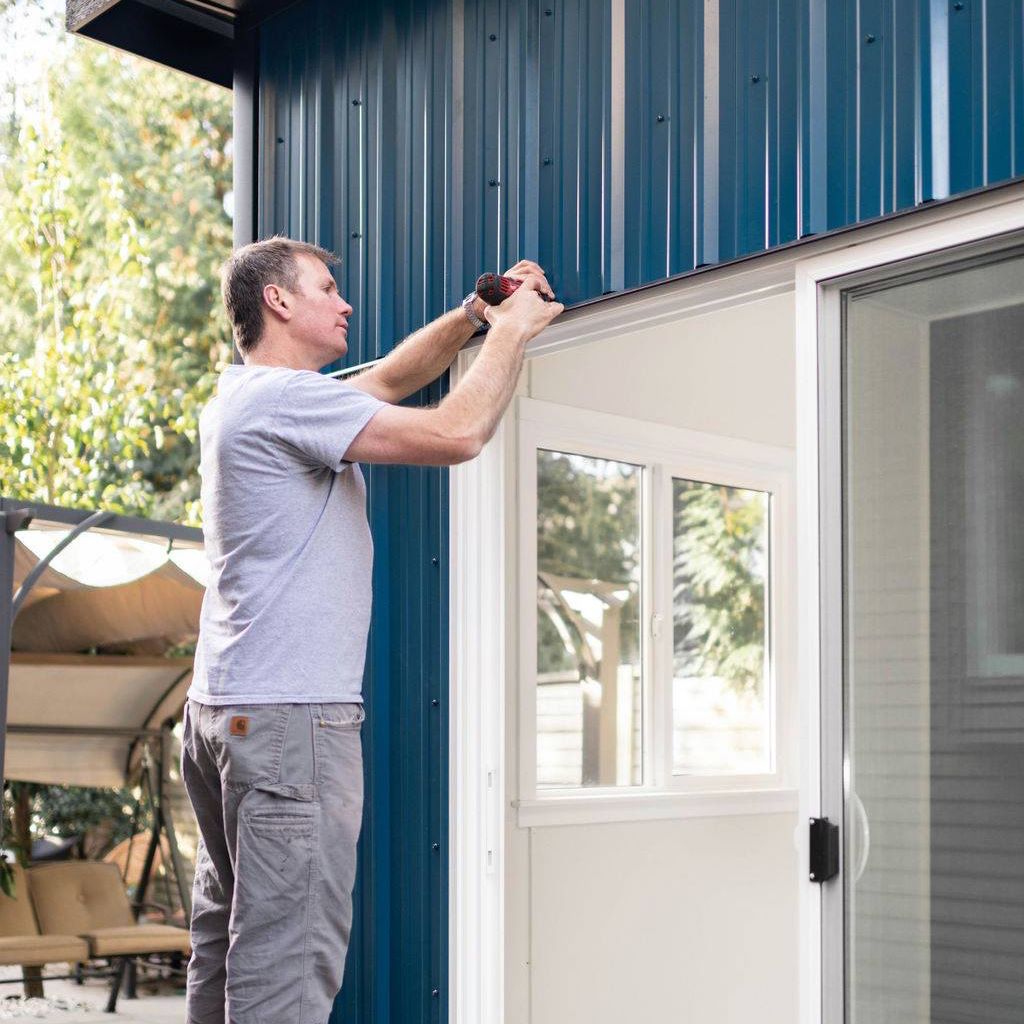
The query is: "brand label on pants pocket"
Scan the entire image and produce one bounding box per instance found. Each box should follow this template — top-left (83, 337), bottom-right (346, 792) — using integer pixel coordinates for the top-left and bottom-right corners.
top-left (230, 715), bottom-right (250, 737)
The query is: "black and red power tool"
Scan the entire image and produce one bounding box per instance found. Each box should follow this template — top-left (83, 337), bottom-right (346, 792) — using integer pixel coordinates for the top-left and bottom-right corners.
top-left (475, 272), bottom-right (554, 305)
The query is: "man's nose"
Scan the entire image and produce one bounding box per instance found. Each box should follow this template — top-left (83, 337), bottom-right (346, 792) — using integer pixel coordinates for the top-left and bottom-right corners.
top-left (338, 297), bottom-right (354, 316)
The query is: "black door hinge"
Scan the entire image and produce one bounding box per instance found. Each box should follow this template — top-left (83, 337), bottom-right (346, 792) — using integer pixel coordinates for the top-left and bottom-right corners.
top-left (809, 817), bottom-right (839, 883)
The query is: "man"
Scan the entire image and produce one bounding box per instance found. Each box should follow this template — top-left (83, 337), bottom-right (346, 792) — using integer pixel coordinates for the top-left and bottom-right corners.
top-left (181, 236), bottom-right (563, 1023)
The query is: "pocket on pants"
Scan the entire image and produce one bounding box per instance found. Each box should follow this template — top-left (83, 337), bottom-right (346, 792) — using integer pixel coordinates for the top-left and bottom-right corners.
top-left (315, 703), bottom-right (366, 730)
top-left (230, 788), bottom-right (318, 980)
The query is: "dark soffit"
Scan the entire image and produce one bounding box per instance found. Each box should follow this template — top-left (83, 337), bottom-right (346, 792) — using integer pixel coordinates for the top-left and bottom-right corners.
top-left (65, 0), bottom-right (295, 88)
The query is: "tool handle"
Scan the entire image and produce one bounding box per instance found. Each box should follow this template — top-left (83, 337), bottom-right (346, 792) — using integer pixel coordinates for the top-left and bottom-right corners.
top-left (475, 273), bottom-right (523, 305)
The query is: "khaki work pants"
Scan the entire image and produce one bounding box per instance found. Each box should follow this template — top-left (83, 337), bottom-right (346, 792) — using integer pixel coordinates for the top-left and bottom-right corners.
top-left (181, 699), bottom-right (365, 1024)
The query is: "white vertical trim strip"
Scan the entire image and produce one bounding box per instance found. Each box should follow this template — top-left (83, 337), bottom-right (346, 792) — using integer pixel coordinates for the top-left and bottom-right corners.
top-left (450, 347), bottom-right (506, 1024)
top-left (702, 0), bottom-right (720, 265)
top-left (794, 256), bottom-right (823, 1024)
top-left (930, 0), bottom-right (951, 199)
top-left (610, 0), bottom-right (626, 291)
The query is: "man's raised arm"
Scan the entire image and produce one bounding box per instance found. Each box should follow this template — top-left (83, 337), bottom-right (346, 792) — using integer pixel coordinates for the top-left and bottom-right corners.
top-left (344, 276), bottom-right (563, 466)
top-left (348, 261), bottom-right (553, 404)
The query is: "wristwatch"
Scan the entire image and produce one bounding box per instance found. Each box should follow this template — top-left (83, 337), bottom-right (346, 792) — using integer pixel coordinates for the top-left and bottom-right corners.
top-left (462, 291), bottom-right (489, 331)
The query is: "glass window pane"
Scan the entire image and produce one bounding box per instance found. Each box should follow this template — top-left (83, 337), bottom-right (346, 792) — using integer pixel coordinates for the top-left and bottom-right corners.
top-left (536, 449), bottom-right (643, 789)
top-left (672, 479), bottom-right (770, 774)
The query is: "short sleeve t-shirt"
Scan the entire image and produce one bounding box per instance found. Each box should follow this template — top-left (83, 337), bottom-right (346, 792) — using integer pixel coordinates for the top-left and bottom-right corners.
top-left (188, 364), bottom-right (386, 705)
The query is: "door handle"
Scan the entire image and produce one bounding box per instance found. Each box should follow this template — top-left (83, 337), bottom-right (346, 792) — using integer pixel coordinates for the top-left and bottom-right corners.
top-left (850, 791), bottom-right (871, 883)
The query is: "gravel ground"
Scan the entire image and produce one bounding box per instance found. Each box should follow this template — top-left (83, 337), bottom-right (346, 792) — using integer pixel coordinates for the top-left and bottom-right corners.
top-left (0, 965), bottom-right (184, 1022)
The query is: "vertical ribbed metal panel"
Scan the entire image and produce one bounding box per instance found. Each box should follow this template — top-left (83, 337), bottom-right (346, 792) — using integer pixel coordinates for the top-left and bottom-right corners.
top-left (948, 0), bottom-right (1024, 194)
top-left (624, 0), bottom-right (703, 283)
top-left (260, 0), bottom-right (1024, 315)
top-left (718, 0), bottom-right (801, 260)
top-left (253, 1), bottom-right (1024, 1020)
top-left (816, 0), bottom-right (922, 232)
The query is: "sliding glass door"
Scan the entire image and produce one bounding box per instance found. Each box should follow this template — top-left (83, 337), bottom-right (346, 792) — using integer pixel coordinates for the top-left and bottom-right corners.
top-left (824, 242), bottom-right (1024, 1023)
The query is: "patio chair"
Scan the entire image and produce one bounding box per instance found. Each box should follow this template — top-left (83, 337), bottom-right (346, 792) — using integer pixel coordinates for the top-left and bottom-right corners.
top-left (0, 862), bottom-right (89, 981)
top-left (28, 861), bottom-right (190, 1012)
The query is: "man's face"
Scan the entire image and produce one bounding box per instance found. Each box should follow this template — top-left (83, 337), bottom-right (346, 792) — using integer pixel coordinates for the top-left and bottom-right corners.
top-left (288, 254), bottom-right (354, 360)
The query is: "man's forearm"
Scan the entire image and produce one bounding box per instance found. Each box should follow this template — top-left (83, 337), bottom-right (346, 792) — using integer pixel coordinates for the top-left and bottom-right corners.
top-left (366, 304), bottom-right (484, 402)
top-left (435, 324), bottom-right (528, 449)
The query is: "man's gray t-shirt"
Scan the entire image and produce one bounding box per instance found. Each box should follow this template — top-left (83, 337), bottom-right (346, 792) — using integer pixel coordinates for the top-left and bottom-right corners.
top-left (189, 365), bottom-right (385, 706)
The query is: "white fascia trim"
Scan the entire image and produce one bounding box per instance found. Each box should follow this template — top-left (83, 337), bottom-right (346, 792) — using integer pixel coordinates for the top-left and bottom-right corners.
top-left (457, 180), bottom-right (1024, 366)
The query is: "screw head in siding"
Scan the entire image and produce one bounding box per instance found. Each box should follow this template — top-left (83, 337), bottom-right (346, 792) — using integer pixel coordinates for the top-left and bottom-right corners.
top-left (488, 179), bottom-right (500, 187)
top-left (544, 8), bottom-right (553, 15)
top-left (864, 33), bottom-right (876, 44)
top-left (351, 231), bottom-right (361, 239)
top-left (750, 74), bottom-right (760, 84)
top-left (432, 842), bottom-right (440, 852)
top-left (489, 32), bottom-right (497, 41)
top-left (431, 698), bottom-right (440, 707)
top-left (542, 156), bottom-right (552, 165)
top-left (351, 98), bottom-right (362, 106)
top-left (656, 114), bottom-right (666, 122)
top-left (953, 1), bottom-right (964, 8)
top-left (432, 989), bottom-right (440, 999)
top-left (276, 137), bottom-right (284, 144)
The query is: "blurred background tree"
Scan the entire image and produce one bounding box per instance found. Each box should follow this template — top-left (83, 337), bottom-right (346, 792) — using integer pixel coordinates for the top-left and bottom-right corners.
top-left (0, 0), bottom-right (234, 527)
top-left (0, 0), bottom-right (229, 888)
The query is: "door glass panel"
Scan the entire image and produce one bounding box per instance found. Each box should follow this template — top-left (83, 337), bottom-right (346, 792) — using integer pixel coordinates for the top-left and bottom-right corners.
top-left (672, 478), bottom-right (771, 774)
top-left (843, 248), bottom-right (1024, 1023)
top-left (535, 449), bottom-right (642, 788)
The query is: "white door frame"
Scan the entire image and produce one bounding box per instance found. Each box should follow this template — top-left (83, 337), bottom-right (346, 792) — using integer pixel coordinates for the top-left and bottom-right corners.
top-left (792, 185), bottom-right (1024, 1024)
top-left (449, 179), bottom-right (1024, 1024)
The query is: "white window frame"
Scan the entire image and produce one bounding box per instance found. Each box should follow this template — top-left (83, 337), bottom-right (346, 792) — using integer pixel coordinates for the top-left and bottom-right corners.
top-left (516, 397), bottom-right (796, 827)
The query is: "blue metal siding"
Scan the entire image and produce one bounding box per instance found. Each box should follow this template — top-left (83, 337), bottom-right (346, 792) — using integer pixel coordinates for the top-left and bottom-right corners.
top-left (254, 2), bottom-right (1024, 1021)
top-left (259, 7), bottom-right (451, 1024)
top-left (948, 0), bottom-right (1024, 194)
top-left (624, 0), bottom-right (703, 281)
top-left (260, 0), bottom-right (1024, 319)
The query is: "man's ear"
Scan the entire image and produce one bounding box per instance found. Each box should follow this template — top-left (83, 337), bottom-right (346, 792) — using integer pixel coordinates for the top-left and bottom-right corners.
top-left (263, 283), bottom-right (293, 322)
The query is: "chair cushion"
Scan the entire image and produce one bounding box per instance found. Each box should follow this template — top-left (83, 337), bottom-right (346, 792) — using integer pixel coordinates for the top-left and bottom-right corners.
top-left (0, 864), bottom-right (41, 939)
top-left (28, 862), bottom-right (134, 935)
top-left (0, 933), bottom-right (89, 966)
top-left (84, 924), bottom-right (191, 958)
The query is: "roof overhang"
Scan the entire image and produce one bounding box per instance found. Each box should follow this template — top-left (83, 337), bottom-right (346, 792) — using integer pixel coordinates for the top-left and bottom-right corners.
top-left (65, 0), bottom-right (293, 88)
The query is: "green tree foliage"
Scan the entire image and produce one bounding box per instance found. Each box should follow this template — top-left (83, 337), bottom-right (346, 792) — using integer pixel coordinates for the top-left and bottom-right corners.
top-left (0, 0), bottom-right (234, 526)
top-left (536, 451), bottom-right (641, 673)
top-left (535, 452), bottom-right (767, 694)
top-left (0, 0), bottom-right (230, 873)
top-left (673, 481), bottom-right (767, 692)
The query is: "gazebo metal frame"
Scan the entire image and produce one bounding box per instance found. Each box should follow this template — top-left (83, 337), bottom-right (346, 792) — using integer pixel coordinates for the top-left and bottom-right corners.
top-left (0, 497), bottom-right (203, 922)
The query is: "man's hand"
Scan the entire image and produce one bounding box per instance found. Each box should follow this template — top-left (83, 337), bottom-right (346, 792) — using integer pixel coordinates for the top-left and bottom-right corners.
top-left (469, 260), bottom-right (556, 322)
top-left (501, 259), bottom-right (555, 300)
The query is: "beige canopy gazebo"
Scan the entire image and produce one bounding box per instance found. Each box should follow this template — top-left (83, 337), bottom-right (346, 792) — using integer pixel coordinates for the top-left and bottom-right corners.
top-left (0, 497), bottom-right (206, 916)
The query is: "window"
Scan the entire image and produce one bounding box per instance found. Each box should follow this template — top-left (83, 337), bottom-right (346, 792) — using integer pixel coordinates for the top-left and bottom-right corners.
top-left (518, 399), bottom-right (793, 820)
top-left (536, 450), bottom-right (643, 788)
top-left (671, 479), bottom-right (771, 775)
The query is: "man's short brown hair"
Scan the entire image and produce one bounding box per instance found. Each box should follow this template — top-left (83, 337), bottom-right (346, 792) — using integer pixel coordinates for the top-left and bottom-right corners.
top-left (219, 236), bottom-right (340, 354)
